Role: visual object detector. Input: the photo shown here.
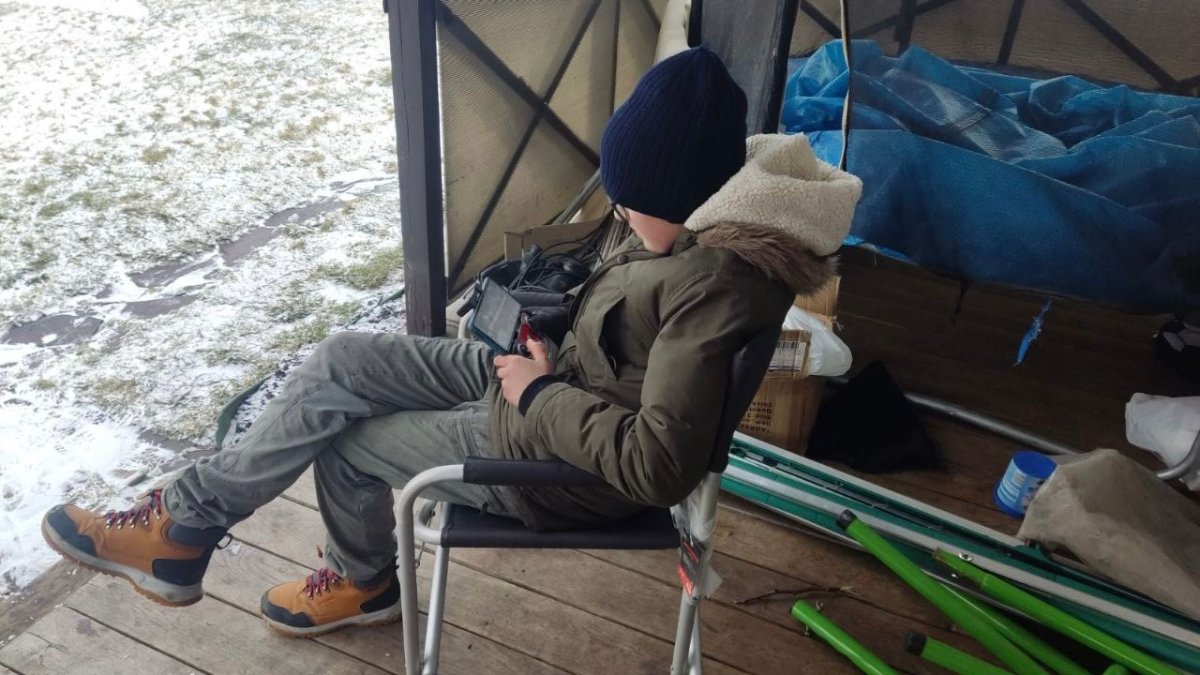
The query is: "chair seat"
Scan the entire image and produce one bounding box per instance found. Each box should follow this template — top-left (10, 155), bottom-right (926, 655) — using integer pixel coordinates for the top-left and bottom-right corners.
top-left (440, 503), bottom-right (680, 549)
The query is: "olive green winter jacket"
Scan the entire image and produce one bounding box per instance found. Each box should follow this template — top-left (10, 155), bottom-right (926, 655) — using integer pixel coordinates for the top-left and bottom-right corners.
top-left (488, 134), bottom-right (862, 529)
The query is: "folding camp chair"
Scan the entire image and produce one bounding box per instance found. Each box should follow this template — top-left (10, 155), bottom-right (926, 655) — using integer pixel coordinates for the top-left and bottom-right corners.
top-left (394, 326), bottom-right (781, 675)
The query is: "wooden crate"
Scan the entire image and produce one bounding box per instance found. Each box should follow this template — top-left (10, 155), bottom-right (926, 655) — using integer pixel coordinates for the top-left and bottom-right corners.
top-left (736, 277), bottom-right (840, 454)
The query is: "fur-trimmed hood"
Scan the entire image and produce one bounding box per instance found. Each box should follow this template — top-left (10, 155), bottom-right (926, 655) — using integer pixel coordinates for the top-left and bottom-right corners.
top-left (685, 134), bottom-right (862, 295)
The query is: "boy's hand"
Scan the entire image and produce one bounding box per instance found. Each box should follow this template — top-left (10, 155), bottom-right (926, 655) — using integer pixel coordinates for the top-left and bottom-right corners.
top-left (495, 339), bottom-right (554, 406)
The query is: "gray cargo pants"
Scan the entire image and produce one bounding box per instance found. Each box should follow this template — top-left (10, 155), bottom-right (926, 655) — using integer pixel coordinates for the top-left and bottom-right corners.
top-left (163, 332), bottom-right (518, 581)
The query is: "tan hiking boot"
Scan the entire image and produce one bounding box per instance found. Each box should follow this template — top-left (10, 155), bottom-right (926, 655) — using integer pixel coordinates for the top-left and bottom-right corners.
top-left (41, 488), bottom-right (229, 606)
top-left (260, 566), bottom-right (400, 637)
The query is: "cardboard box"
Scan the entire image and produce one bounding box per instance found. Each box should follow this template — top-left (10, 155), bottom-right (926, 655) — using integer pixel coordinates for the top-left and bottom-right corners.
top-left (503, 218), bottom-right (606, 261)
top-left (798, 276), bottom-right (839, 324)
top-left (737, 277), bottom-right (841, 455)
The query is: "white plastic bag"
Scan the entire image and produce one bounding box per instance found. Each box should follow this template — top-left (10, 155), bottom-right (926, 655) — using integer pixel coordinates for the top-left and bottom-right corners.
top-left (1126, 393), bottom-right (1200, 490)
top-left (781, 306), bottom-right (852, 377)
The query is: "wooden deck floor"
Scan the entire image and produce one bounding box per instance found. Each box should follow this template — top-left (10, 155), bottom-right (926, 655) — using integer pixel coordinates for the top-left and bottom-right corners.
top-left (834, 248), bottom-right (1193, 535)
top-left (1, 252), bottom-right (1188, 674)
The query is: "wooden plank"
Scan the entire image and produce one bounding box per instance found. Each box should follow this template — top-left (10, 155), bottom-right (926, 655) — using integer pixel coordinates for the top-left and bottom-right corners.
top-left (836, 335), bottom-right (1137, 455)
top-left (835, 251), bottom-right (1188, 460)
top-left (847, 416), bottom-right (1039, 526)
top-left (0, 607), bottom-right (196, 675)
top-left (839, 311), bottom-right (1121, 419)
top-left (836, 252), bottom-right (1186, 406)
top-left (270, 478), bottom-right (970, 661)
top-left (450, 547), bottom-right (833, 675)
top-left (0, 559), bottom-right (95, 647)
top-left (839, 286), bottom-right (1178, 396)
top-left (205, 540), bottom-right (567, 675)
top-left (922, 416), bottom-right (1022, 481)
top-left (232, 497), bottom-right (747, 675)
top-left (282, 469), bottom-right (433, 519)
top-left (838, 299), bottom-right (1166, 426)
top-left (839, 269), bottom-right (1162, 351)
top-left (710, 501), bottom-right (952, 629)
top-left (839, 249), bottom-right (1166, 344)
top-left (67, 575), bottom-right (386, 675)
top-left (715, 492), bottom-right (1008, 612)
top-left (283, 468), bottom-right (319, 509)
top-left (843, 341), bottom-right (1166, 476)
top-left (230, 495), bottom-right (325, 565)
top-left (584, 547), bottom-right (998, 675)
top-left (433, 561), bottom-right (747, 675)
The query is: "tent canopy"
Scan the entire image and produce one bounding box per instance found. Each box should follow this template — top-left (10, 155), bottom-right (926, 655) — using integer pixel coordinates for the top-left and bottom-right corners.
top-left (387, 0), bottom-right (1200, 333)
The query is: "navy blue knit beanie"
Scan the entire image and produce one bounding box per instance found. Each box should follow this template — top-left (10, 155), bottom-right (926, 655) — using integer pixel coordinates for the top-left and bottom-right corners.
top-left (600, 46), bottom-right (747, 224)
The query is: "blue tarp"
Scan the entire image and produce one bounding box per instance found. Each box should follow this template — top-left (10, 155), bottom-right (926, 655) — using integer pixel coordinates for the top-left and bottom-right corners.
top-left (782, 41), bottom-right (1200, 312)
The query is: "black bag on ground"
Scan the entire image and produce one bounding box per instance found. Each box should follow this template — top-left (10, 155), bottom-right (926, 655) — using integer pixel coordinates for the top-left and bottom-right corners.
top-left (807, 361), bottom-right (941, 473)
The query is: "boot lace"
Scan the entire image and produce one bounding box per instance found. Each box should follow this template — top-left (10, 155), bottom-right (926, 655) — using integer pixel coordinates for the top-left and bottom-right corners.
top-left (303, 568), bottom-right (343, 598)
top-left (104, 488), bottom-right (164, 529)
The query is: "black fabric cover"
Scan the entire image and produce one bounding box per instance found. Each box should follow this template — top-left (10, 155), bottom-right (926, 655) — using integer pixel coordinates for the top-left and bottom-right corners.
top-left (697, 0), bottom-right (797, 134)
top-left (518, 374), bottom-right (562, 415)
top-left (709, 325), bottom-right (782, 471)
top-left (461, 457), bottom-right (606, 487)
top-left (441, 503), bottom-right (678, 549)
top-left (522, 305), bottom-right (571, 344)
top-left (509, 290), bottom-right (569, 308)
top-left (807, 361), bottom-right (941, 473)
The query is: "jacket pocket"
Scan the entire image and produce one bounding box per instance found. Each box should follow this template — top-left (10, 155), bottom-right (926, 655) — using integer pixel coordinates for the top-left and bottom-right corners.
top-left (575, 293), bottom-right (623, 385)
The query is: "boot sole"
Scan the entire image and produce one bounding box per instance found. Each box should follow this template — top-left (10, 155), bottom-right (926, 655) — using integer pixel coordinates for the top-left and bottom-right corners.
top-left (41, 515), bottom-right (204, 607)
top-left (262, 603), bottom-right (402, 638)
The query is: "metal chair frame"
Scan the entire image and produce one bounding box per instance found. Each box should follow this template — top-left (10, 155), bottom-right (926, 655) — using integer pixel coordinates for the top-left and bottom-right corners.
top-left (395, 468), bottom-right (721, 675)
top-left (394, 327), bottom-right (781, 674)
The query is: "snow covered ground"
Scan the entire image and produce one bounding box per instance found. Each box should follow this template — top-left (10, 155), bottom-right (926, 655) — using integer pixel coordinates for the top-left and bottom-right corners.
top-left (0, 0), bottom-right (404, 595)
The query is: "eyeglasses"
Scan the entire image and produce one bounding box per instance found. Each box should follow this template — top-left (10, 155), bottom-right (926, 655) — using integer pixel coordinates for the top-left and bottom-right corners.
top-left (610, 201), bottom-right (630, 222)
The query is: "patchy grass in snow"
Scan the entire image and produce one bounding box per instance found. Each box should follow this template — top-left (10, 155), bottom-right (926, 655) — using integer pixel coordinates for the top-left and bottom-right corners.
top-left (141, 144), bottom-right (171, 164)
top-left (264, 279), bottom-right (324, 323)
top-left (269, 301), bottom-right (359, 352)
top-left (0, 0), bottom-right (403, 594)
top-left (318, 245), bottom-right (405, 291)
top-left (87, 376), bottom-right (144, 412)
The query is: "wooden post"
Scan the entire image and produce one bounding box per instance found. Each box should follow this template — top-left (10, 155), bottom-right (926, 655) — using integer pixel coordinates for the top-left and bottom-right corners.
top-left (386, 0), bottom-right (446, 336)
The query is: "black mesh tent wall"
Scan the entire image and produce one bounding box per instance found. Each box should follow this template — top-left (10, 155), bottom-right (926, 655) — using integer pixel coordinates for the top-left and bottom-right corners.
top-left (388, 0), bottom-right (1199, 332)
top-left (386, 0), bottom-right (667, 336)
top-left (780, 1), bottom-right (1199, 313)
top-left (789, 0), bottom-right (1200, 93)
top-left (692, 0), bottom-right (800, 134)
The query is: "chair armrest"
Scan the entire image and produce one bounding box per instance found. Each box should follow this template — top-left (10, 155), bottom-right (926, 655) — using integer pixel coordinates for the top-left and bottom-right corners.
top-left (462, 457), bottom-right (606, 487)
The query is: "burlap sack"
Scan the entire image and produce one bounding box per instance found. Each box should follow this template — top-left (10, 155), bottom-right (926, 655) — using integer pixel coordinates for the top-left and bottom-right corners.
top-left (1019, 448), bottom-right (1200, 620)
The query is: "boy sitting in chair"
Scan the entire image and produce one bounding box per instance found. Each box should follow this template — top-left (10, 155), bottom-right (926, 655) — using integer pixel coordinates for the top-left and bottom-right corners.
top-left (43, 47), bottom-right (860, 636)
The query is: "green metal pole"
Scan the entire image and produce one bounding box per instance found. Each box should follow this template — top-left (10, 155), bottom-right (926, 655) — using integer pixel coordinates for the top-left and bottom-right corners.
top-left (836, 511), bottom-right (1049, 675)
top-left (790, 600), bottom-right (899, 675)
top-left (905, 631), bottom-right (1013, 675)
top-left (947, 587), bottom-right (1089, 675)
top-left (934, 550), bottom-right (1181, 675)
